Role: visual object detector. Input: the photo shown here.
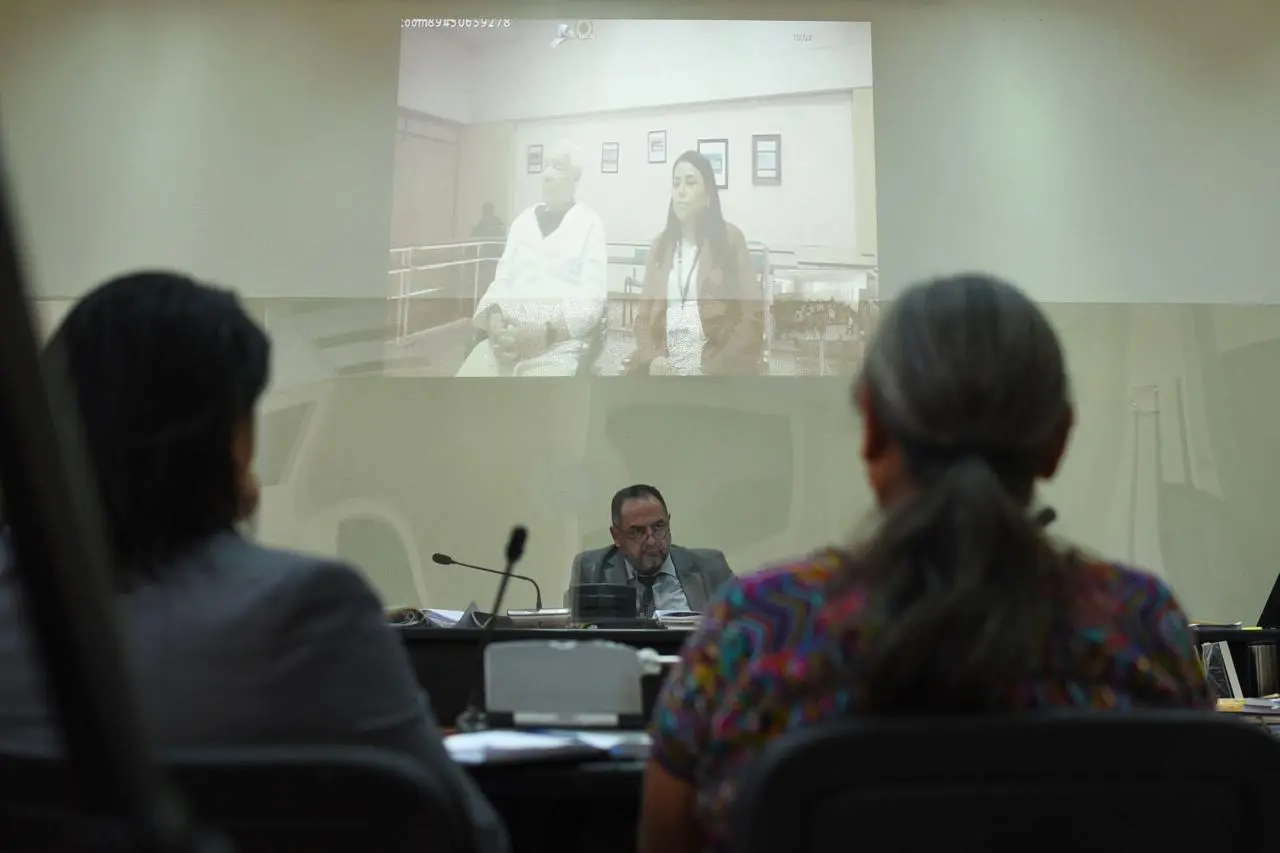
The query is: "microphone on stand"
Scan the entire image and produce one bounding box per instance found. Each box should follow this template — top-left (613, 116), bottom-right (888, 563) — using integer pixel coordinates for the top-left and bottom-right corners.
top-left (456, 526), bottom-right (528, 733)
top-left (1034, 506), bottom-right (1057, 528)
top-left (432, 551), bottom-right (543, 611)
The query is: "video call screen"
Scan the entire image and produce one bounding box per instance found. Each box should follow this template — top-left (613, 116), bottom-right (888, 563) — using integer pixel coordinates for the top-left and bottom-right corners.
top-left (391, 19), bottom-right (876, 378)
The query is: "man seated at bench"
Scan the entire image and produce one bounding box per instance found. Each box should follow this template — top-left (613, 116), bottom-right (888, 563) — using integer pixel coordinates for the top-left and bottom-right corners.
top-left (566, 485), bottom-right (734, 616)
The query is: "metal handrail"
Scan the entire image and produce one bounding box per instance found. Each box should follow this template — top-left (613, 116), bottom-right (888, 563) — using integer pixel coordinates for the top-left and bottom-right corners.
top-left (382, 238), bottom-right (875, 369)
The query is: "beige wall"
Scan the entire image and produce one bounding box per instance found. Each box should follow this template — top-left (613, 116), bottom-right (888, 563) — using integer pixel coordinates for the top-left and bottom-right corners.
top-left (5, 0), bottom-right (1280, 623)
top-left (851, 88), bottom-right (877, 264)
top-left (453, 121), bottom-right (516, 235)
top-left (391, 111), bottom-right (461, 246)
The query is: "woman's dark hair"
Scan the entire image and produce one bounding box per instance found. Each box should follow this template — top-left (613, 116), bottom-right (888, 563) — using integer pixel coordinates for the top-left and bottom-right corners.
top-left (659, 150), bottom-right (733, 274)
top-left (851, 273), bottom-right (1071, 713)
top-left (45, 271), bottom-right (270, 579)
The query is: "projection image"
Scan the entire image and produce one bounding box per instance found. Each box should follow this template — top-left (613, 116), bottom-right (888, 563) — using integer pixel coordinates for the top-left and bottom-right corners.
top-left (390, 19), bottom-right (877, 377)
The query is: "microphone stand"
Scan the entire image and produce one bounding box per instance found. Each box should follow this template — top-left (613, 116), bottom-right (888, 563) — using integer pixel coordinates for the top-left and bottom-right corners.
top-left (455, 527), bottom-right (528, 733)
top-left (432, 552), bottom-right (543, 610)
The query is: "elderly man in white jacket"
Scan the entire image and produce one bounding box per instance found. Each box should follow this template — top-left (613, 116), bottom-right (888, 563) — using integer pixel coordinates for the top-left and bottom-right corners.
top-left (456, 142), bottom-right (609, 377)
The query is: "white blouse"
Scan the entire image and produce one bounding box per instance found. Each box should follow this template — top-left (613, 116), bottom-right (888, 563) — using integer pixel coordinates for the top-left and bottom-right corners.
top-left (665, 239), bottom-right (707, 375)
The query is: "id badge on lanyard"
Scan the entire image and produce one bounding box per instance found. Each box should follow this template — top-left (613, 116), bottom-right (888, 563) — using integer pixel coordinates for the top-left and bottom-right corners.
top-left (677, 242), bottom-right (702, 307)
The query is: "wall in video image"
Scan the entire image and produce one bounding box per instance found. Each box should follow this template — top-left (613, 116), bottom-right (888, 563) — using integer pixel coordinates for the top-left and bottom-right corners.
top-left (391, 20), bottom-right (876, 378)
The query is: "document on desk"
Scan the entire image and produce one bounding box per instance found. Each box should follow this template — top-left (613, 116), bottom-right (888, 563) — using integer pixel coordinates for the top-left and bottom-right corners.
top-left (1242, 697), bottom-right (1280, 713)
top-left (423, 609), bottom-right (466, 627)
top-left (541, 730), bottom-right (651, 760)
top-left (445, 730), bottom-right (607, 766)
top-left (655, 610), bottom-right (702, 629)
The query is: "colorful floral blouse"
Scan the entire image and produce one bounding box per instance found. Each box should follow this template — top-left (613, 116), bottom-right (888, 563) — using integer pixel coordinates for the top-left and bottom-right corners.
top-left (650, 549), bottom-right (1212, 851)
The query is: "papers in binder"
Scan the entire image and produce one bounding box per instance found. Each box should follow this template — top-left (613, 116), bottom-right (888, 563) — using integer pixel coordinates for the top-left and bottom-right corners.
top-left (1201, 641), bottom-right (1243, 700)
top-left (445, 730), bottom-right (606, 766)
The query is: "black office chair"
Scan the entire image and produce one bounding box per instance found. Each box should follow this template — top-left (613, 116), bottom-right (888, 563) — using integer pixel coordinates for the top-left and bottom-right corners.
top-left (0, 745), bottom-right (471, 853)
top-left (732, 713), bottom-right (1280, 853)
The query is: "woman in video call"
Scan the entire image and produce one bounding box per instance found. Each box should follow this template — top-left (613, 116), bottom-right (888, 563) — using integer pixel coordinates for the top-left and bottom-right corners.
top-left (638, 274), bottom-right (1212, 853)
top-left (626, 150), bottom-right (764, 377)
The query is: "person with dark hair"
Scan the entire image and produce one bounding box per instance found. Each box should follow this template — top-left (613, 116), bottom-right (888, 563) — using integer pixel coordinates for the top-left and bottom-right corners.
top-left (0, 271), bottom-right (507, 853)
top-left (625, 151), bottom-right (764, 377)
top-left (564, 484), bottom-right (734, 615)
top-left (638, 274), bottom-right (1211, 853)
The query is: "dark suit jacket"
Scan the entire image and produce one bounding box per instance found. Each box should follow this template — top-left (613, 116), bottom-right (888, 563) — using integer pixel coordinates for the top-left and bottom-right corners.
top-left (628, 222), bottom-right (765, 376)
top-left (0, 529), bottom-right (506, 853)
top-left (565, 544), bottom-right (735, 613)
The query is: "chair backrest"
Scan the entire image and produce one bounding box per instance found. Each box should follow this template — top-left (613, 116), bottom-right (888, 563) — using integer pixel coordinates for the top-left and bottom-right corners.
top-left (732, 713), bottom-right (1280, 853)
top-left (0, 745), bottom-right (469, 853)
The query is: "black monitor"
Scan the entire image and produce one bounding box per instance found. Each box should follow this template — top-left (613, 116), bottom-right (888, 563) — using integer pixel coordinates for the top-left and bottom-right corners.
top-left (567, 583), bottom-right (636, 621)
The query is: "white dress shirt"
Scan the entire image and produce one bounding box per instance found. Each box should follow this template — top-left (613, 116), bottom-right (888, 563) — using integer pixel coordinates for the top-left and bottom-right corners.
top-left (665, 238), bottom-right (706, 376)
top-left (625, 554), bottom-right (691, 613)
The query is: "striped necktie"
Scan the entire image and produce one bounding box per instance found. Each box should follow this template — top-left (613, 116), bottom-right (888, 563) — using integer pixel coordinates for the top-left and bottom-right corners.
top-left (637, 573), bottom-right (659, 618)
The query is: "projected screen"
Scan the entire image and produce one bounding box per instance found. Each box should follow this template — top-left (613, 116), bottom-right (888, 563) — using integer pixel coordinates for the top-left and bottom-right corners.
top-left (391, 19), bottom-right (876, 378)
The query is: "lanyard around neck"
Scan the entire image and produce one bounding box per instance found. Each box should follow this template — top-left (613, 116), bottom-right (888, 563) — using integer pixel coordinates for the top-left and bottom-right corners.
top-left (675, 239), bottom-right (706, 306)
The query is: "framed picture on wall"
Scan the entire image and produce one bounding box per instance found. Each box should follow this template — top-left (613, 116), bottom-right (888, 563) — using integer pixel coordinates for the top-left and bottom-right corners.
top-left (647, 130), bottom-right (667, 164)
top-left (697, 138), bottom-right (729, 190)
top-left (526, 144), bottom-right (543, 174)
top-left (601, 142), bottom-right (620, 174)
top-left (752, 134), bottom-right (782, 186)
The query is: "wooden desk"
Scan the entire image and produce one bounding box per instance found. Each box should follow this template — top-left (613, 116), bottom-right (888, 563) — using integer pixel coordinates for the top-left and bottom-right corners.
top-left (469, 760), bottom-right (643, 853)
top-left (1193, 627), bottom-right (1280, 644)
top-left (399, 628), bottom-right (687, 726)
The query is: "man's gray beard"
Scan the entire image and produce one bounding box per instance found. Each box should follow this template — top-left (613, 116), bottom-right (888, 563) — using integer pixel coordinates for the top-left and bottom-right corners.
top-left (637, 555), bottom-right (666, 574)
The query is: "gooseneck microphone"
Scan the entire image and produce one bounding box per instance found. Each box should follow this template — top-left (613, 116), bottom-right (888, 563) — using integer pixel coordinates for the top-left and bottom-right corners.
top-left (432, 550), bottom-right (543, 610)
top-left (456, 525), bottom-right (529, 732)
top-left (1034, 506), bottom-right (1057, 528)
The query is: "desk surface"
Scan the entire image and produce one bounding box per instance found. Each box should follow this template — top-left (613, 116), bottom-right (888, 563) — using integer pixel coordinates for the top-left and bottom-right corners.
top-left (1193, 627), bottom-right (1280, 644)
top-left (470, 760), bottom-right (643, 853)
top-left (470, 758), bottom-right (644, 796)
top-left (400, 626), bottom-right (688, 645)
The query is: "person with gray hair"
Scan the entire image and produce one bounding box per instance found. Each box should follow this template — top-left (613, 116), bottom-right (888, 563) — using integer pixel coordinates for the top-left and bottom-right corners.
top-left (638, 273), bottom-right (1210, 853)
top-left (458, 141), bottom-right (608, 377)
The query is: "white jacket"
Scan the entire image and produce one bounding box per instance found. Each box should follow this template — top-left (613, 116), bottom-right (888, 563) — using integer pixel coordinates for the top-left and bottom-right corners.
top-left (474, 202), bottom-right (609, 342)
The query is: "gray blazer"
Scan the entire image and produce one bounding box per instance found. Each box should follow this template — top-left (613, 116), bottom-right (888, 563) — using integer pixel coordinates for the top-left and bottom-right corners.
top-left (565, 544), bottom-right (734, 613)
top-left (0, 529), bottom-right (506, 853)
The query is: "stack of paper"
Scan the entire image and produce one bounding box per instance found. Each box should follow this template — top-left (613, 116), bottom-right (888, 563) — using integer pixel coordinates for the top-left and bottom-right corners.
top-left (548, 730), bottom-right (651, 760)
top-left (1243, 696), bottom-right (1280, 712)
top-left (384, 608), bottom-right (467, 628)
top-left (655, 610), bottom-right (702, 629)
top-left (422, 608), bottom-right (466, 627)
top-left (444, 730), bottom-right (606, 766)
